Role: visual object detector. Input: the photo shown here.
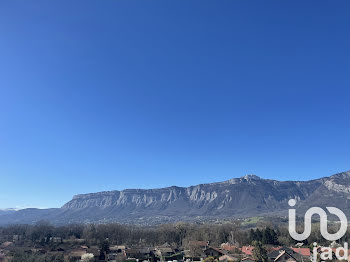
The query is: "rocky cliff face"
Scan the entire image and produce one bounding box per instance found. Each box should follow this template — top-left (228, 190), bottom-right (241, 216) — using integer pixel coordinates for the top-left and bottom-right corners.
top-left (1, 171), bottom-right (350, 225)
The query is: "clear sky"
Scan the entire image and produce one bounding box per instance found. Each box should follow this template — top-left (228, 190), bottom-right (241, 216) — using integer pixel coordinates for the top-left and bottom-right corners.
top-left (0, 1), bottom-right (349, 209)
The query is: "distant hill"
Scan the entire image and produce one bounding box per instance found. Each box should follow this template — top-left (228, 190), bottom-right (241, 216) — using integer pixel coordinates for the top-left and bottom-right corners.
top-left (0, 208), bottom-right (17, 216)
top-left (1, 171), bottom-right (350, 225)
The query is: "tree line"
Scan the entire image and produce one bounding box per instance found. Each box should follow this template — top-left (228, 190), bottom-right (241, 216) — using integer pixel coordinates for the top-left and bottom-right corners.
top-left (1, 220), bottom-right (348, 248)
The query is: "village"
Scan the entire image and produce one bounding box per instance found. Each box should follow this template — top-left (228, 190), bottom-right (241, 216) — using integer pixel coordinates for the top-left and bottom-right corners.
top-left (0, 233), bottom-right (343, 262)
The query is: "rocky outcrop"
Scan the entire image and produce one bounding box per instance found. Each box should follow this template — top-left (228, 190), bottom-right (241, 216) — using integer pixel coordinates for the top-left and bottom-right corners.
top-left (1, 171), bottom-right (350, 225)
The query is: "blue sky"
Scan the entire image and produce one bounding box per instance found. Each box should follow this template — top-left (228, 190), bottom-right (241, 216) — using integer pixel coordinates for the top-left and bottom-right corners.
top-left (0, 1), bottom-right (349, 208)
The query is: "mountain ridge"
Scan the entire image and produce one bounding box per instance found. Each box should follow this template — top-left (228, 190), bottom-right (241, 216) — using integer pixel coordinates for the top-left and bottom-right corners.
top-left (66, 173), bottom-right (325, 201)
top-left (1, 171), bottom-right (350, 225)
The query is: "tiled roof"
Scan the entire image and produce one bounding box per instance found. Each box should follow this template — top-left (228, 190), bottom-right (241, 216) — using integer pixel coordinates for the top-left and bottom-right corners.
top-left (221, 243), bottom-right (238, 251)
top-left (292, 247), bottom-right (311, 257)
top-left (190, 241), bottom-right (208, 246)
top-left (241, 246), bottom-right (254, 256)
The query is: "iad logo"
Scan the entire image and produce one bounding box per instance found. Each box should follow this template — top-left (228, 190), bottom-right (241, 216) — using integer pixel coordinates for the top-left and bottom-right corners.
top-left (288, 199), bottom-right (348, 262)
top-left (288, 199), bottom-right (347, 241)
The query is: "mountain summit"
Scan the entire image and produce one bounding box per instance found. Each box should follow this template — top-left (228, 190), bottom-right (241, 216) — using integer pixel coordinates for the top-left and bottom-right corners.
top-left (1, 171), bottom-right (350, 225)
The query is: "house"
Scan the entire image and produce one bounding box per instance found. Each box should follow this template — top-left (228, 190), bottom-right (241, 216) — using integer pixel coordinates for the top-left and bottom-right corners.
top-left (219, 254), bottom-right (239, 262)
top-left (125, 248), bottom-right (154, 261)
top-left (110, 245), bottom-right (126, 253)
top-left (266, 246), bottom-right (282, 253)
top-left (204, 247), bottom-right (226, 258)
top-left (189, 241), bottom-right (209, 250)
top-left (291, 248), bottom-right (310, 257)
top-left (66, 248), bottom-right (87, 262)
top-left (155, 246), bottom-right (175, 258)
top-left (183, 249), bottom-right (204, 261)
top-left (186, 241), bottom-right (209, 260)
top-left (274, 250), bottom-right (299, 262)
top-left (268, 247), bottom-right (306, 262)
top-left (108, 245), bottom-right (127, 261)
top-left (241, 246), bottom-right (254, 256)
top-left (221, 243), bottom-right (239, 252)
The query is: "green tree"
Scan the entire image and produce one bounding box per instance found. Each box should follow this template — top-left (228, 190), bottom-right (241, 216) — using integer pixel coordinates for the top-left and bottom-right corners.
top-left (255, 229), bottom-right (263, 242)
top-left (100, 239), bottom-right (110, 253)
top-left (262, 227), bottom-right (278, 245)
top-left (249, 229), bottom-right (256, 242)
top-left (252, 241), bottom-right (268, 262)
top-left (99, 239), bottom-right (110, 260)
